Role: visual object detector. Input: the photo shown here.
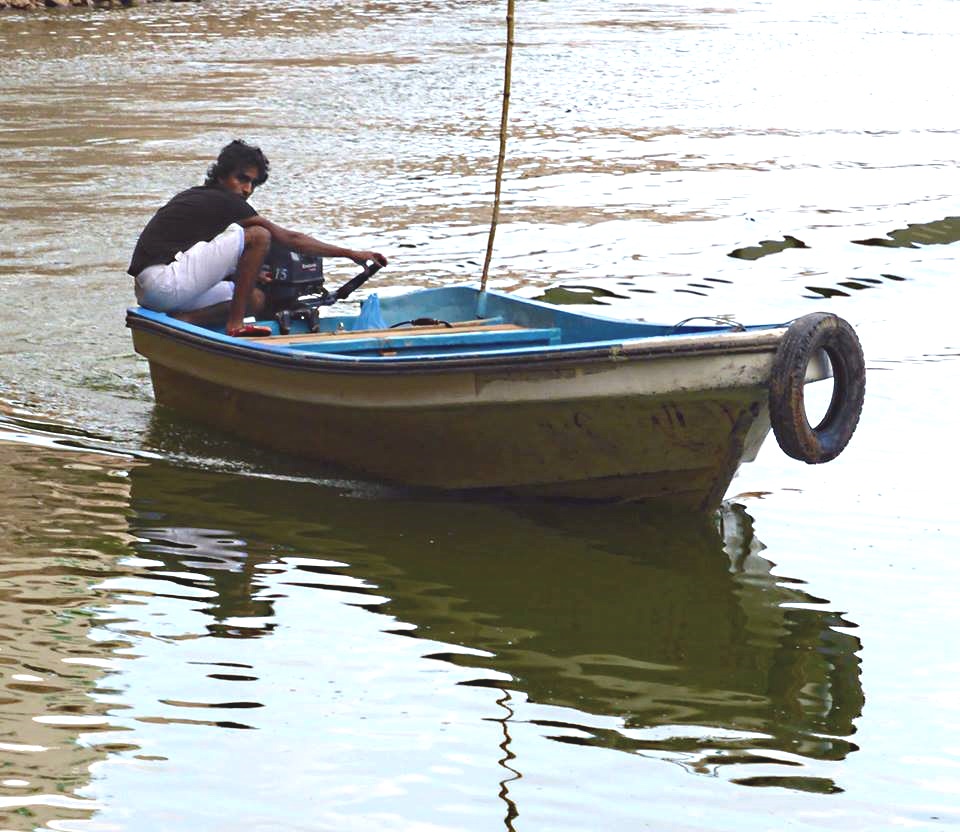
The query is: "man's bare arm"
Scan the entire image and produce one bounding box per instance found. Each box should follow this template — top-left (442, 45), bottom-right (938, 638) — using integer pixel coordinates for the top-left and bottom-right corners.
top-left (240, 216), bottom-right (388, 267)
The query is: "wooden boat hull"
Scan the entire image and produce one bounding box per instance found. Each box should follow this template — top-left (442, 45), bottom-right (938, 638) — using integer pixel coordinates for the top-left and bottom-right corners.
top-left (148, 356), bottom-right (769, 509)
top-left (127, 286), bottom-right (858, 511)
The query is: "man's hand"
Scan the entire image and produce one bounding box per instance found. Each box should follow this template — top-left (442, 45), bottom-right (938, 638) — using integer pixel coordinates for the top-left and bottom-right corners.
top-left (351, 250), bottom-right (388, 269)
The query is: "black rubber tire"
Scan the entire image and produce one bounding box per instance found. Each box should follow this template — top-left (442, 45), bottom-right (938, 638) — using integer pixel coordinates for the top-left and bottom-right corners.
top-left (768, 312), bottom-right (865, 464)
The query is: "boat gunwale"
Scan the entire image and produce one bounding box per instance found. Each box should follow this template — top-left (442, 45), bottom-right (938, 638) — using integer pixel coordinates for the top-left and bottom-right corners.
top-left (126, 307), bottom-right (788, 376)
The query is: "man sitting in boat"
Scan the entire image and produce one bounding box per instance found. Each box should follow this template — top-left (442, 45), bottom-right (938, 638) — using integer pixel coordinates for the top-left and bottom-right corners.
top-left (127, 139), bottom-right (388, 337)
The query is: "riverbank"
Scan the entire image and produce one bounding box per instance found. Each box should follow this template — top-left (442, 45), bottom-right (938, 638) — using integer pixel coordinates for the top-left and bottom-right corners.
top-left (1, 0), bottom-right (181, 9)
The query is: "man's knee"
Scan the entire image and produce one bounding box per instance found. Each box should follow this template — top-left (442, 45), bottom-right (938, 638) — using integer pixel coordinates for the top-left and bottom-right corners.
top-left (244, 225), bottom-right (271, 252)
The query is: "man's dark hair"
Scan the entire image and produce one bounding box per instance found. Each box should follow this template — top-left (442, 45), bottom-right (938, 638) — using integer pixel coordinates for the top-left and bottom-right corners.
top-left (204, 139), bottom-right (270, 188)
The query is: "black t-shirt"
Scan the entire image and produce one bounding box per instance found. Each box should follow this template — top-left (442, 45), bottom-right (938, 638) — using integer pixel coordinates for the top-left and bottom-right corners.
top-left (127, 185), bottom-right (258, 277)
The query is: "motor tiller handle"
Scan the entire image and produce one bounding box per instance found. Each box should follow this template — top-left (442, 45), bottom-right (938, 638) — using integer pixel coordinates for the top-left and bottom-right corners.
top-left (322, 260), bottom-right (383, 305)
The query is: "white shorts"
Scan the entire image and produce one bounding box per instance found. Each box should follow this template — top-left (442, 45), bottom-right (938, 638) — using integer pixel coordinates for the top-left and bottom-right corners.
top-left (134, 223), bottom-right (245, 312)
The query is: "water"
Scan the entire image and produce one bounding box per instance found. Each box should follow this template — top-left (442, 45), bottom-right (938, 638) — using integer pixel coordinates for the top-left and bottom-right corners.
top-left (1, 0), bottom-right (959, 829)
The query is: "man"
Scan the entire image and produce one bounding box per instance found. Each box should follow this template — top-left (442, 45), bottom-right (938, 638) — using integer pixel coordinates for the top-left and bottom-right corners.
top-left (127, 139), bottom-right (388, 337)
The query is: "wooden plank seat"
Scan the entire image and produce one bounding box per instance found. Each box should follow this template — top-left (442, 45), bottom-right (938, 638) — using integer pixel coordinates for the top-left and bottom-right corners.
top-left (265, 320), bottom-right (562, 356)
top-left (266, 317), bottom-right (512, 345)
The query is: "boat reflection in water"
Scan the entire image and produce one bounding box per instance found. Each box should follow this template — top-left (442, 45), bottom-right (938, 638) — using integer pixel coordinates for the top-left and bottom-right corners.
top-left (126, 452), bottom-right (864, 795)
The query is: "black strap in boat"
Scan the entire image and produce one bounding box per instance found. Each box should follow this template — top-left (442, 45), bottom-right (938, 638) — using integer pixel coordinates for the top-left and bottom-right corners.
top-left (390, 318), bottom-right (453, 329)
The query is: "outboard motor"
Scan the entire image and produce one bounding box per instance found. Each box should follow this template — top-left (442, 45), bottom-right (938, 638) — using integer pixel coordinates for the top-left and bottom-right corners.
top-left (259, 243), bottom-right (382, 334)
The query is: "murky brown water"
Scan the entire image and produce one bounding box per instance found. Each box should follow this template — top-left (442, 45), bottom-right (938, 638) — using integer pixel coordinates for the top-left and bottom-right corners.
top-left (2, 1), bottom-right (959, 829)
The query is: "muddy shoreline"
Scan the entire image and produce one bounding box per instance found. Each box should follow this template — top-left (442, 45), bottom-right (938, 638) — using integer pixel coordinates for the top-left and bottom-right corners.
top-left (2, 0), bottom-right (188, 9)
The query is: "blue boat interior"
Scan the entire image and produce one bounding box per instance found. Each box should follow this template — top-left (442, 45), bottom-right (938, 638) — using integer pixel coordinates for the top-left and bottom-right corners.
top-left (130, 286), bottom-right (770, 359)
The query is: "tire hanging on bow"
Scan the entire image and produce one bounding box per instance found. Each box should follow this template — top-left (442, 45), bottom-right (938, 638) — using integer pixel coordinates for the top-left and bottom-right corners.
top-left (768, 312), bottom-right (866, 463)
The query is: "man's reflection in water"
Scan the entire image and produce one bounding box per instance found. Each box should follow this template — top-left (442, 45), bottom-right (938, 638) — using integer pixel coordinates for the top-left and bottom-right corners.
top-left (128, 460), bottom-right (863, 793)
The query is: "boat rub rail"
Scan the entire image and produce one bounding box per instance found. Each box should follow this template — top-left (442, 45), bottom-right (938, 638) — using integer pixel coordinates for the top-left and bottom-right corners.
top-left (126, 309), bottom-right (790, 375)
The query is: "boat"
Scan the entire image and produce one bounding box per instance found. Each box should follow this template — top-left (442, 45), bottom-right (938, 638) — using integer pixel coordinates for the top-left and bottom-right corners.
top-left (125, 283), bottom-right (865, 512)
